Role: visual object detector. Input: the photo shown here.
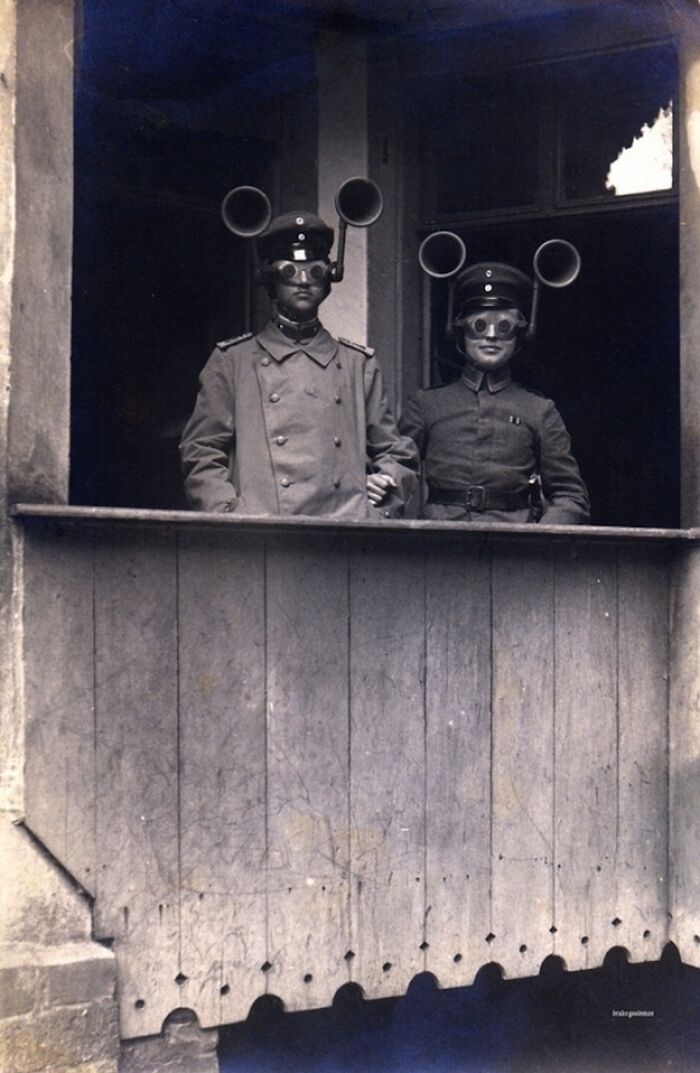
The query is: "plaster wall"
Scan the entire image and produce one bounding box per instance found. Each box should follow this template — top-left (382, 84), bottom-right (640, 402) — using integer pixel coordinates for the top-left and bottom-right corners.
top-left (680, 27), bottom-right (700, 526)
top-left (0, 4), bottom-right (118, 1071)
top-left (317, 31), bottom-right (369, 345)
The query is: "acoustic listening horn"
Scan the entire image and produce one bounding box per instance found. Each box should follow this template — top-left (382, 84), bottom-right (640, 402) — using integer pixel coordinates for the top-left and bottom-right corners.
top-left (527, 239), bottom-right (581, 339)
top-left (220, 185), bottom-right (272, 238)
top-left (418, 230), bottom-right (467, 279)
top-left (332, 177), bottom-right (384, 282)
top-left (418, 230), bottom-right (467, 335)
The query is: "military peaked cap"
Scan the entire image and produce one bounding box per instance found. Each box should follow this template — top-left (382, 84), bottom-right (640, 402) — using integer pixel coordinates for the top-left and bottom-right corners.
top-left (258, 212), bottom-right (334, 262)
top-left (455, 262), bottom-right (533, 316)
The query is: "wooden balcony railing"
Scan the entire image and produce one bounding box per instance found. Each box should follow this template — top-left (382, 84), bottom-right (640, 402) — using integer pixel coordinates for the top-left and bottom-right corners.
top-left (12, 506), bottom-right (700, 1039)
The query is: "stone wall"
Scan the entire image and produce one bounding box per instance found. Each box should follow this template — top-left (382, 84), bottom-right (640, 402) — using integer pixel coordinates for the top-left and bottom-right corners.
top-left (0, 818), bottom-right (119, 1073)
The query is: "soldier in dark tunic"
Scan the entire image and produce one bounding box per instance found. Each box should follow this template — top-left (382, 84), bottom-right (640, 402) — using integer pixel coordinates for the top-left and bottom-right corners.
top-left (400, 262), bottom-right (590, 524)
top-left (180, 212), bottom-right (418, 518)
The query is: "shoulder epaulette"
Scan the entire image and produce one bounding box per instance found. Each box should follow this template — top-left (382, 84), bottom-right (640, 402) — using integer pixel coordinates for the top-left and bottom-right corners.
top-left (337, 336), bottom-right (375, 359)
top-left (520, 384), bottom-right (546, 399)
top-left (217, 332), bottom-right (253, 349)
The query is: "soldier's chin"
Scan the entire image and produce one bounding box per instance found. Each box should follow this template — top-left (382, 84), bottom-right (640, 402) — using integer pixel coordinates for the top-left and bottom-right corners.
top-left (471, 350), bottom-right (510, 369)
top-left (279, 300), bottom-right (318, 323)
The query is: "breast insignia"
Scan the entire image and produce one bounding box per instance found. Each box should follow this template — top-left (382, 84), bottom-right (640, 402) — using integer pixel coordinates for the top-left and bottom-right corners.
top-left (217, 332), bottom-right (253, 349)
top-left (337, 336), bottom-right (376, 358)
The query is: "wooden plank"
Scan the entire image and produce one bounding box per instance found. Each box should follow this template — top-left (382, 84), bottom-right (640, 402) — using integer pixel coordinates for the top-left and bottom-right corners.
top-left (553, 545), bottom-right (618, 972)
top-left (349, 541), bottom-right (426, 999)
top-left (23, 525), bottom-right (96, 893)
top-left (670, 546), bottom-right (700, 967)
top-left (616, 545), bottom-right (669, 962)
top-left (490, 543), bottom-right (555, 979)
top-left (424, 541), bottom-right (492, 989)
top-left (265, 533), bottom-right (351, 1012)
top-left (92, 528), bottom-right (180, 1039)
top-left (17, 512), bottom-right (681, 1029)
top-left (176, 531), bottom-right (267, 1030)
top-left (12, 503), bottom-right (691, 543)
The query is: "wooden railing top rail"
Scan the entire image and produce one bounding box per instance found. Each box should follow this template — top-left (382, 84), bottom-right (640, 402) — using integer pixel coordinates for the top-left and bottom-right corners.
top-left (11, 503), bottom-right (698, 545)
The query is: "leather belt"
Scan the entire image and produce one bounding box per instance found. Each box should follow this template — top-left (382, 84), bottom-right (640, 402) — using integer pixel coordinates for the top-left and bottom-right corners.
top-left (427, 484), bottom-right (531, 512)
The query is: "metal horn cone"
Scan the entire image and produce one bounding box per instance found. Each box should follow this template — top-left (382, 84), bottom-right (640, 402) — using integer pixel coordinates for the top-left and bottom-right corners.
top-left (532, 239), bottom-right (581, 289)
top-left (335, 177), bottom-right (384, 228)
top-left (418, 231), bottom-right (467, 279)
top-left (221, 186), bottom-right (272, 238)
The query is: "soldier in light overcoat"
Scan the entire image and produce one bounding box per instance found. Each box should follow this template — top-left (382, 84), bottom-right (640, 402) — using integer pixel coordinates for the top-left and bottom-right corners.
top-left (180, 212), bottom-right (418, 518)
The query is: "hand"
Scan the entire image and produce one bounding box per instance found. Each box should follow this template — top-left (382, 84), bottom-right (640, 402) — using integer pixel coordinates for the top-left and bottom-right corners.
top-left (366, 472), bottom-right (397, 506)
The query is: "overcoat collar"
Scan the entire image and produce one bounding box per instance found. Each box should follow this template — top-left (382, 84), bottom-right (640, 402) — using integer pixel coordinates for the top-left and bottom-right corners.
top-left (461, 361), bottom-right (512, 394)
top-left (256, 320), bottom-right (339, 368)
top-left (273, 313), bottom-right (321, 342)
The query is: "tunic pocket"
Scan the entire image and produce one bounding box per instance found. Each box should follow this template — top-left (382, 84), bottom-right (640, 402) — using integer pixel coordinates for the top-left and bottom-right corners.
top-left (491, 410), bottom-right (535, 467)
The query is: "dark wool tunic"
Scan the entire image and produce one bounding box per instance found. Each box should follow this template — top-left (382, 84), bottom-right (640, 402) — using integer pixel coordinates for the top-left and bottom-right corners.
top-left (400, 363), bottom-right (590, 524)
top-left (180, 320), bottom-right (418, 519)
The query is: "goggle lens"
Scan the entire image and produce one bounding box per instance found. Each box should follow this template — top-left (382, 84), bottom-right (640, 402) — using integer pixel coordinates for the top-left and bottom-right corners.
top-left (275, 260), bottom-right (330, 283)
top-left (457, 312), bottom-right (524, 340)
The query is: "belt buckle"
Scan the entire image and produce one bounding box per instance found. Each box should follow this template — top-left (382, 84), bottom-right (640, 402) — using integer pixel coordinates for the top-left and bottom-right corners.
top-left (466, 485), bottom-right (486, 511)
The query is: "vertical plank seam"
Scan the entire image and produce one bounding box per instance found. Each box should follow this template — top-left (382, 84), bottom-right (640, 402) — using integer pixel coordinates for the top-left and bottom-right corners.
top-left (664, 550), bottom-right (672, 949)
top-left (346, 540), bottom-right (353, 982)
top-left (422, 550), bottom-right (428, 971)
top-left (615, 549), bottom-right (621, 915)
top-left (488, 543), bottom-right (494, 940)
top-left (91, 527), bottom-right (99, 914)
top-left (175, 531), bottom-right (183, 977)
top-left (62, 538), bottom-right (69, 865)
top-left (263, 539), bottom-right (270, 993)
top-left (551, 545), bottom-right (557, 953)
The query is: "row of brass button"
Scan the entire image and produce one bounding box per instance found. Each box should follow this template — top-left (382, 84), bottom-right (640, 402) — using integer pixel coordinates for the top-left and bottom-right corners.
top-left (268, 392), bottom-right (343, 403)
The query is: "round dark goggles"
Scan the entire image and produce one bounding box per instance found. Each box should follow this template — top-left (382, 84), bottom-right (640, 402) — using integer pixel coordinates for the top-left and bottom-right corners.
top-left (273, 260), bottom-right (331, 284)
top-left (455, 310), bottom-right (526, 341)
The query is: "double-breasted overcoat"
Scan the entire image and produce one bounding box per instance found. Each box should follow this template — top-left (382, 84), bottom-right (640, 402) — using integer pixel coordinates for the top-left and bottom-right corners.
top-left (180, 320), bottom-right (419, 518)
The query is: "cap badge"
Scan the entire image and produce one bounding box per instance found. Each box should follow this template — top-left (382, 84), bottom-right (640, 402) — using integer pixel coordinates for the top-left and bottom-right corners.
top-left (485, 269), bottom-right (493, 278)
top-left (296, 217), bottom-right (304, 225)
top-left (484, 284), bottom-right (493, 292)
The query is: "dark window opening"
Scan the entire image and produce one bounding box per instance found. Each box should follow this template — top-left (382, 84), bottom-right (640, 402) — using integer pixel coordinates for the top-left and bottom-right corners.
top-left (417, 41), bottom-right (677, 224)
top-left (424, 83), bottom-right (540, 218)
top-left (71, 0), bottom-right (318, 509)
top-left (426, 207), bottom-right (679, 529)
top-left (558, 47), bottom-right (676, 205)
top-left (414, 39), bottom-right (679, 528)
top-left (71, 5), bottom-right (680, 529)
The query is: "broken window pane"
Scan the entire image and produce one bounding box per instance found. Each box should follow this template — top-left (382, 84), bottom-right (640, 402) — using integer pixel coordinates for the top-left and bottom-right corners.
top-left (559, 46), bottom-right (676, 203)
top-left (605, 104), bottom-right (673, 196)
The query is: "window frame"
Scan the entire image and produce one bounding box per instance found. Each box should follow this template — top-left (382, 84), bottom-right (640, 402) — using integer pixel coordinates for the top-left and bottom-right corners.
top-left (419, 39), bottom-right (679, 232)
